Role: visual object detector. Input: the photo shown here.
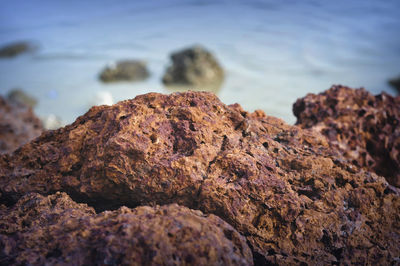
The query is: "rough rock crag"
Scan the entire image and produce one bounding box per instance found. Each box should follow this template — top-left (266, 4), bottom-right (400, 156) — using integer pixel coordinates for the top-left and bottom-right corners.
top-left (0, 91), bottom-right (399, 265)
top-left (0, 192), bottom-right (252, 265)
top-left (0, 96), bottom-right (43, 154)
top-left (293, 85), bottom-right (400, 187)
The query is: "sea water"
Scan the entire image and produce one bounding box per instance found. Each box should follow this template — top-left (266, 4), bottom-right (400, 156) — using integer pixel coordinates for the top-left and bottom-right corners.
top-left (0, 0), bottom-right (399, 125)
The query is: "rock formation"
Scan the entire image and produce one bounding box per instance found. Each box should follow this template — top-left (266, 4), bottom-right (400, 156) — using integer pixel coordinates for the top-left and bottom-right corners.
top-left (0, 192), bottom-right (252, 265)
top-left (293, 85), bottom-right (400, 187)
top-left (1, 91), bottom-right (398, 265)
top-left (6, 89), bottom-right (37, 108)
top-left (99, 60), bottom-right (149, 82)
top-left (162, 45), bottom-right (224, 86)
top-left (0, 96), bottom-right (43, 154)
top-left (0, 41), bottom-right (34, 58)
top-left (389, 75), bottom-right (400, 94)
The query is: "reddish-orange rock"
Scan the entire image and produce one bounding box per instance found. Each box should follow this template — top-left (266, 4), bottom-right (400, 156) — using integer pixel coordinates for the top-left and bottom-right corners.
top-left (0, 96), bottom-right (43, 154)
top-left (0, 91), bottom-right (399, 264)
top-left (293, 85), bottom-right (400, 187)
top-left (0, 192), bottom-right (252, 265)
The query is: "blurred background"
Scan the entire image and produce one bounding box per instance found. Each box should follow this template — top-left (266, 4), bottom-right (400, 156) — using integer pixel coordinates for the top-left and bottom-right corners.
top-left (1, 0), bottom-right (400, 127)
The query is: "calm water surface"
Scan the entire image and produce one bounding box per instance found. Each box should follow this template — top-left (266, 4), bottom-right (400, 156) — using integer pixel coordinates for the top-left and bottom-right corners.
top-left (0, 0), bottom-right (399, 125)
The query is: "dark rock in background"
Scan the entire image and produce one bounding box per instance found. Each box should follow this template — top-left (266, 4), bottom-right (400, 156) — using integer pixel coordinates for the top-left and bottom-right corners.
top-left (1, 91), bottom-right (398, 265)
top-left (99, 60), bottom-right (149, 82)
top-left (389, 75), bottom-right (400, 94)
top-left (293, 85), bottom-right (400, 187)
top-left (0, 41), bottom-right (35, 58)
top-left (0, 96), bottom-right (43, 154)
top-left (0, 192), bottom-right (252, 265)
top-left (162, 45), bottom-right (224, 87)
top-left (6, 89), bottom-right (37, 108)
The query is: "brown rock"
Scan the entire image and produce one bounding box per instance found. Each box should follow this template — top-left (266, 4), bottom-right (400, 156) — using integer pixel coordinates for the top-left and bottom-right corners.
top-left (293, 85), bottom-right (400, 187)
top-left (0, 41), bottom-right (34, 58)
top-left (0, 91), bottom-right (399, 264)
top-left (389, 75), bottom-right (400, 94)
top-left (162, 45), bottom-right (224, 86)
top-left (0, 96), bottom-right (43, 154)
top-left (99, 60), bottom-right (149, 83)
top-left (0, 192), bottom-right (252, 265)
top-left (6, 89), bottom-right (37, 108)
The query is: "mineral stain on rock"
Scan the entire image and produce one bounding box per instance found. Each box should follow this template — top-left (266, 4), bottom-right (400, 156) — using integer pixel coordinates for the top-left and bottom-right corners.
top-left (0, 90), bottom-right (399, 265)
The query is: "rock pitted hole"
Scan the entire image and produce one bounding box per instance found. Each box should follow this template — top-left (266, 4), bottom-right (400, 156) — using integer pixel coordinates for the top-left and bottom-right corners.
top-left (171, 121), bottom-right (196, 156)
top-left (46, 248), bottom-right (62, 259)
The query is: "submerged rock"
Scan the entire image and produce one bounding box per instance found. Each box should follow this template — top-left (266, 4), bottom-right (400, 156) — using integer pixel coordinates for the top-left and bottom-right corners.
top-left (162, 45), bottom-right (224, 86)
top-left (389, 75), bottom-right (400, 94)
top-left (0, 96), bottom-right (43, 154)
top-left (0, 41), bottom-right (34, 58)
top-left (293, 85), bottom-right (400, 187)
top-left (0, 192), bottom-right (252, 265)
top-left (0, 91), bottom-right (398, 264)
top-left (6, 89), bottom-right (37, 108)
top-left (99, 60), bottom-right (149, 82)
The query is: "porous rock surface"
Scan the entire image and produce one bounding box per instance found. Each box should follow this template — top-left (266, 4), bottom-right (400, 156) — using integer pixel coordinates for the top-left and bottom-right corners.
top-left (0, 96), bottom-right (43, 154)
top-left (0, 192), bottom-right (252, 265)
top-left (0, 91), bottom-right (399, 264)
top-left (162, 45), bottom-right (224, 86)
top-left (293, 85), bottom-right (400, 187)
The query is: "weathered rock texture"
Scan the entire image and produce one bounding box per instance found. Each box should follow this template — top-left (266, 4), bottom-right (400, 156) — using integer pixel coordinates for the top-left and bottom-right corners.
top-left (162, 45), bottom-right (224, 86)
top-left (0, 96), bottom-right (43, 154)
top-left (0, 41), bottom-right (34, 58)
top-left (0, 192), bottom-right (252, 265)
top-left (99, 60), bottom-right (149, 83)
top-left (293, 85), bottom-right (400, 187)
top-left (0, 91), bottom-right (399, 264)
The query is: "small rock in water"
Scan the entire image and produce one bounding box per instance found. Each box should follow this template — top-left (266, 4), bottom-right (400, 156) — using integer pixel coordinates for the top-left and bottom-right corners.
top-left (389, 75), bottom-right (400, 94)
top-left (99, 60), bottom-right (149, 82)
top-left (7, 89), bottom-right (37, 108)
top-left (0, 41), bottom-right (35, 58)
top-left (162, 45), bottom-right (224, 87)
top-left (41, 114), bottom-right (63, 130)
